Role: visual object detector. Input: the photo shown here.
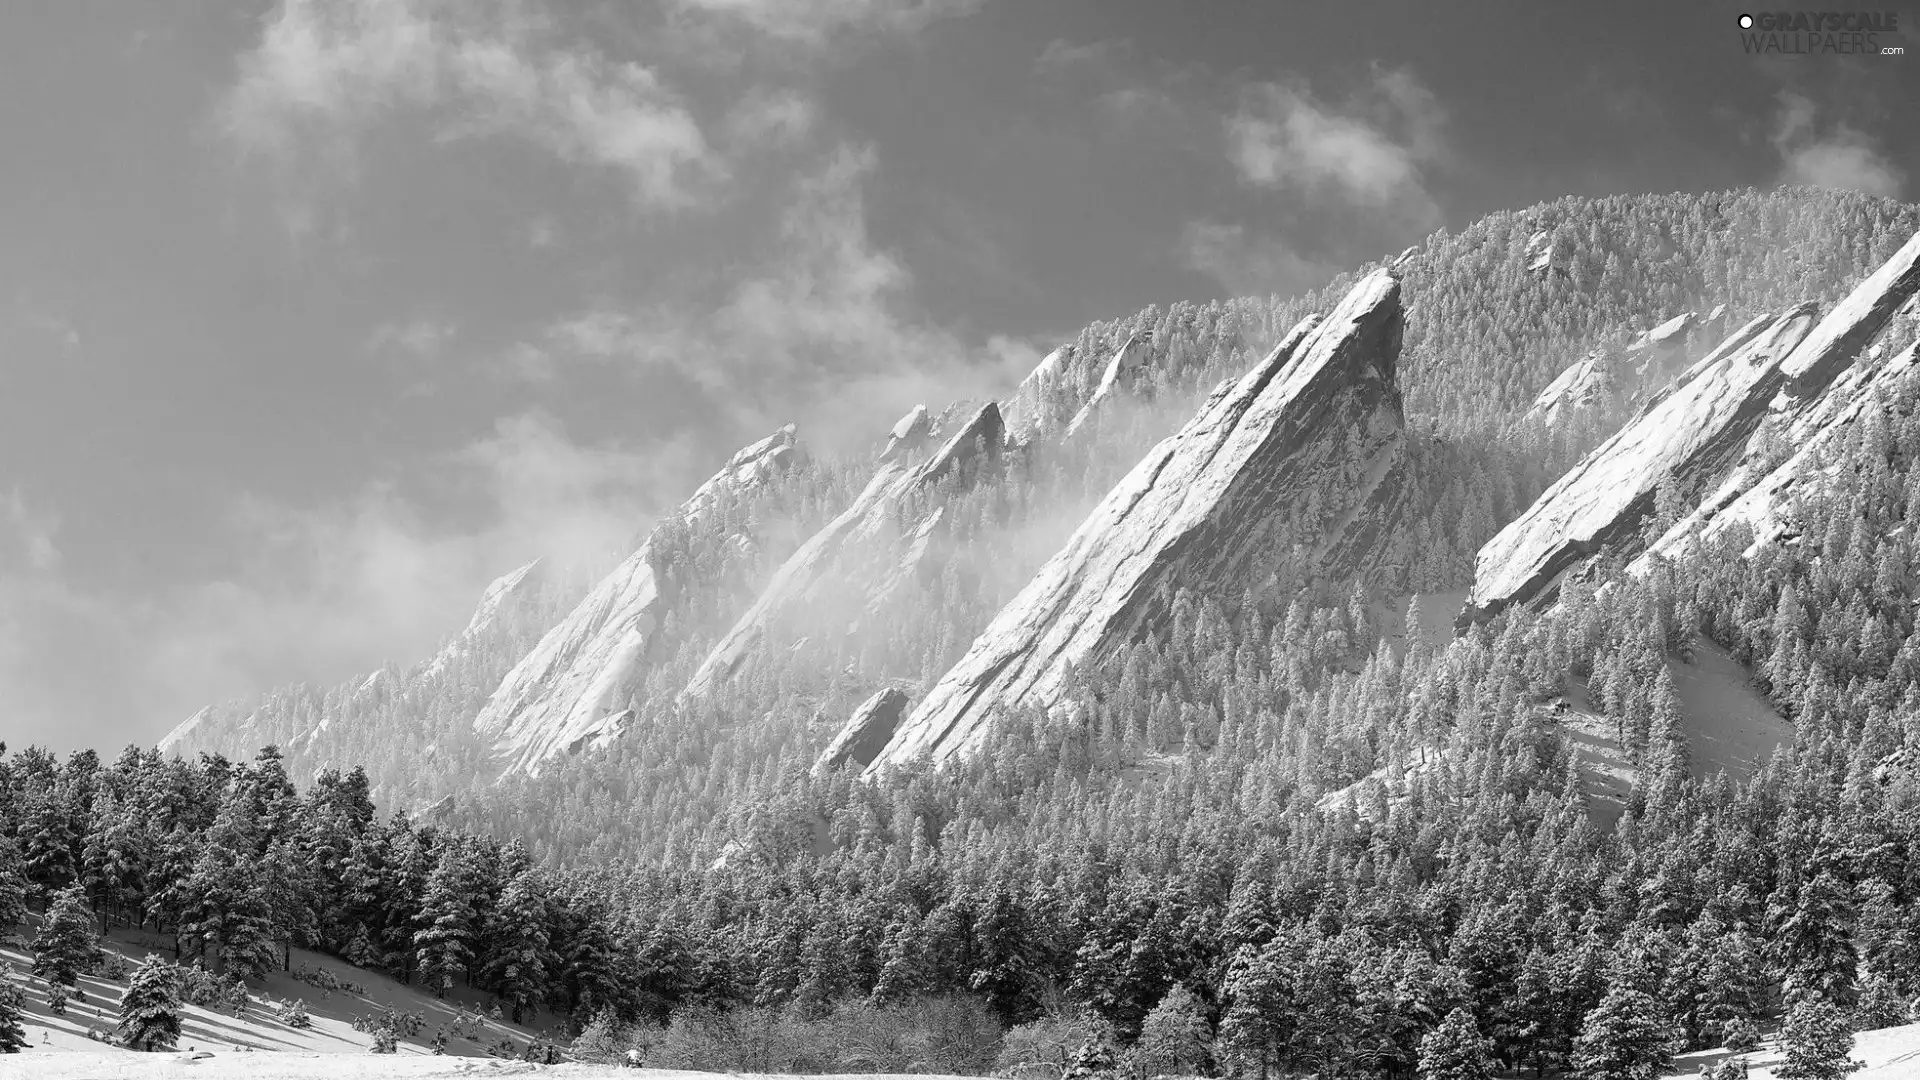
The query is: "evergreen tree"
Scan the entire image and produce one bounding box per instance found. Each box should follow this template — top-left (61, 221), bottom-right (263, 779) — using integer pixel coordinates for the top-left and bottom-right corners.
top-left (1777, 996), bottom-right (1865, 1080)
top-left (116, 955), bottom-right (183, 1052)
top-left (1570, 984), bottom-right (1677, 1080)
top-left (0, 971), bottom-right (27, 1054)
top-left (414, 839), bottom-right (480, 998)
top-left (1418, 1007), bottom-right (1497, 1080)
top-left (31, 884), bottom-right (101, 997)
top-left (0, 838), bottom-right (28, 937)
top-left (480, 868), bottom-right (551, 1023)
top-left (1135, 983), bottom-right (1212, 1077)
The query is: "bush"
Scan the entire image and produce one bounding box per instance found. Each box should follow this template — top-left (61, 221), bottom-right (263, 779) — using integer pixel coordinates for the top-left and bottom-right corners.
top-left (176, 964), bottom-right (223, 1007)
top-left (996, 1012), bottom-right (1103, 1080)
top-left (645, 994), bottom-right (1003, 1074)
top-left (278, 998), bottom-right (311, 1029)
top-left (93, 952), bottom-right (132, 980)
top-left (1722, 1017), bottom-right (1761, 1054)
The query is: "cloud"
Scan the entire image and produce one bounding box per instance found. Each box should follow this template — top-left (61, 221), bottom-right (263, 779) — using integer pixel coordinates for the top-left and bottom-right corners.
top-left (1180, 221), bottom-right (1342, 300)
top-left (367, 315), bottom-right (456, 359)
top-left (1770, 90), bottom-right (1905, 198)
top-left (669, 0), bottom-right (986, 48)
top-left (221, 0), bottom-right (719, 208)
top-left (0, 411), bottom-right (714, 754)
top-left (519, 144), bottom-right (1038, 456)
top-left (1034, 38), bottom-right (1124, 78)
top-left (1227, 67), bottom-right (1446, 224)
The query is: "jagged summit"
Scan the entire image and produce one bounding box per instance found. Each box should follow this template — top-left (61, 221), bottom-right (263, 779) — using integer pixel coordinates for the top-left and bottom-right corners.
top-left (868, 268), bottom-right (1406, 772)
top-left (1063, 330), bottom-right (1154, 439)
top-left (679, 403), bottom-right (1006, 705)
top-left (472, 425), bottom-right (802, 777)
top-left (421, 559), bottom-right (542, 680)
top-left (1465, 228), bottom-right (1920, 627)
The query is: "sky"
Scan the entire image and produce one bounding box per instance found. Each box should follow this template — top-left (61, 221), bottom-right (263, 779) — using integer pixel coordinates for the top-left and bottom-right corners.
top-left (0, 0), bottom-right (1915, 754)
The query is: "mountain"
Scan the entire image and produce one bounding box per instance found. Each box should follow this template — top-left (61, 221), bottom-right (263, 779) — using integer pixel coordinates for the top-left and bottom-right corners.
top-left (869, 268), bottom-right (1406, 771)
top-left (472, 425), bottom-right (801, 777)
top-left (1462, 228), bottom-right (1920, 626)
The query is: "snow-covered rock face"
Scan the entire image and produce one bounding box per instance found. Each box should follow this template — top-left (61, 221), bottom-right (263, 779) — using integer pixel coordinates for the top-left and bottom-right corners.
top-left (1525, 229), bottom-right (1558, 275)
top-left (420, 559), bottom-right (542, 680)
top-left (1467, 229), bottom-right (1920, 626)
top-left (1463, 307), bottom-right (1817, 626)
top-left (1523, 312), bottom-right (1703, 427)
top-left (1002, 345), bottom-right (1074, 438)
top-left (472, 426), bottom-right (800, 778)
top-left (880, 404), bottom-right (931, 462)
top-left (1636, 342), bottom-right (1919, 568)
top-left (1781, 229), bottom-right (1920, 397)
top-left (868, 269), bottom-right (1406, 773)
top-left (813, 686), bottom-right (910, 775)
top-left (678, 404), bottom-right (1005, 703)
top-left (1063, 330), bottom-right (1154, 438)
top-left (156, 706), bottom-right (212, 753)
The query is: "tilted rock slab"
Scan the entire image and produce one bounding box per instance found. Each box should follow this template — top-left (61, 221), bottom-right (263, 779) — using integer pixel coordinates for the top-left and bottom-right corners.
top-left (678, 404), bottom-right (1006, 704)
top-left (1635, 342), bottom-right (1919, 567)
top-left (421, 559), bottom-right (542, 680)
top-left (1460, 308), bottom-right (1817, 627)
top-left (1062, 331), bottom-right (1153, 439)
top-left (867, 269), bottom-right (1405, 773)
top-left (813, 686), bottom-right (911, 775)
top-left (473, 426), bottom-right (801, 777)
top-left (1466, 229), bottom-right (1920, 626)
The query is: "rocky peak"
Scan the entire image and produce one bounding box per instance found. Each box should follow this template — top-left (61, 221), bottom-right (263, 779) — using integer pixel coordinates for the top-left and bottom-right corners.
top-left (1465, 229), bottom-right (1920, 627)
top-left (867, 269), bottom-right (1406, 772)
top-left (881, 405), bottom-right (931, 462)
top-left (813, 687), bottom-right (910, 775)
top-left (1063, 330), bottom-right (1155, 439)
top-left (678, 404), bottom-right (1006, 704)
top-left (472, 425), bottom-right (802, 778)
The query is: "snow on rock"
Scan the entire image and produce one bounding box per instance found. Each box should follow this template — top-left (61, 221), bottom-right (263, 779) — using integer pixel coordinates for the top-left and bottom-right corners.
top-left (813, 686), bottom-right (911, 775)
top-left (1461, 306), bottom-right (1817, 627)
top-left (1062, 330), bottom-right (1154, 439)
top-left (1780, 228), bottom-right (1920, 398)
top-left (1523, 352), bottom-right (1614, 427)
top-left (1471, 231), bottom-right (1920, 626)
top-left (420, 559), bottom-right (542, 680)
top-left (473, 426), bottom-right (801, 778)
top-left (868, 269), bottom-right (1407, 773)
top-left (1525, 229), bottom-right (1557, 274)
top-left (880, 404), bottom-right (931, 462)
top-left (156, 706), bottom-right (212, 753)
top-left (679, 404), bottom-right (1006, 703)
top-left (1002, 345), bottom-right (1074, 438)
top-left (1636, 341), bottom-right (1919, 567)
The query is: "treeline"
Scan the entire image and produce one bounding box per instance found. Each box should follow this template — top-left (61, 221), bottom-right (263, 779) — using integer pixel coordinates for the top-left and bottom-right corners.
top-left (0, 745), bottom-right (652, 1029)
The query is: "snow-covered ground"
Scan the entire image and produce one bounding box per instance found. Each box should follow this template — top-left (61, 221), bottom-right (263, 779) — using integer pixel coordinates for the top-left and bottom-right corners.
top-left (1674, 1022), bottom-right (1920, 1078)
top-left (1, 917), bottom-right (554, 1070)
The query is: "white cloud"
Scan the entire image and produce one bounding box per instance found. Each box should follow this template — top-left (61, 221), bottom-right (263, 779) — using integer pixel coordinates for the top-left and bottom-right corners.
top-left (524, 144), bottom-right (1037, 455)
top-left (222, 0), bottom-right (719, 208)
top-left (1771, 90), bottom-right (1905, 198)
top-left (1180, 221), bottom-right (1340, 300)
top-left (1227, 67), bottom-right (1446, 224)
top-left (367, 315), bottom-right (456, 359)
top-left (670, 0), bottom-right (985, 48)
top-left (0, 489), bottom-right (61, 574)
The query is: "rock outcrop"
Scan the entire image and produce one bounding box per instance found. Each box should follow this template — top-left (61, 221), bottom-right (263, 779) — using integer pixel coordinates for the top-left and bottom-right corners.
top-left (881, 405), bottom-right (931, 462)
top-left (1635, 341), bottom-right (1919, 567)
top-left (866, 269), bottom-right (1406, 773)
top-left (1522, 311), bottom-right (1704, 427)
top-left (1003, 345), bottom-right (1074, 438)
top-left (1063, 331), bottom-right (1153, 439)
top-left (1466, 229), bottom-right (1920, 626)
top-left (473, 426), bottom-right (801, 777)
top-left (1463, 308), bottom-right (1816, 626)
top-left (421, 559), bottom-right (542, 680)
top-left (679, 404), bottom-right (1006, 704)
top-left (813, 686), bottom-right (910, 775)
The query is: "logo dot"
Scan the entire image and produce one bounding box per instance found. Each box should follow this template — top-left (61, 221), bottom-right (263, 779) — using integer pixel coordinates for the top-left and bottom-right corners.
top-left (1739, 13), bottom-right (1754, 28)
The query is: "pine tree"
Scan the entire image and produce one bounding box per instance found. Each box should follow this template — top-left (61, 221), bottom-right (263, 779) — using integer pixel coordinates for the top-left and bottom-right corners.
top-left (1418, 1007), bottom-right (1497, 1080)
top-left (414, 839), bottom-right (480, 998)
top-left (31, 884), bottom-right (101, 997)
top-left (1570, 984), bottom-right (1677, 1080)
top-left (1777, 996), bottom-right (1864, 1080)
top-left (117, 955), bottom-right (183, 1052)
top-left (479, 868), bottom-right (551, 1023)
top-left (0, 839), bottom-right (28, 938)
top-left (1136, 983), bottom-right (1212, 1077)
top-left (0, 971), bottom-right (27, 1053)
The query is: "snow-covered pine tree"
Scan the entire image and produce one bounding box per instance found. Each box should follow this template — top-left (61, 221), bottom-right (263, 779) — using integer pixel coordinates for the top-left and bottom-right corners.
top-left (1570, 984), bottom-right (1677, 1080)
top-left (1418, 1006), bottom-right (1497, 1080)
top-left (31, 884), bottom-right (101, 998)
top-left (1777, 995), bottom-right (1865, 1080)
top-left (117, 954), bottom-right (182, 1052)
top-left (0, 971), bottom-right (27, 1053)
